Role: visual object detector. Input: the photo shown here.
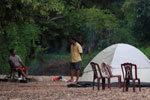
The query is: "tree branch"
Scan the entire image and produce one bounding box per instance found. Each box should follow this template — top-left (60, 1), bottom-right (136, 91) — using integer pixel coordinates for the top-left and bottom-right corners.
top-left (50, 16), bottom-right (65, 21)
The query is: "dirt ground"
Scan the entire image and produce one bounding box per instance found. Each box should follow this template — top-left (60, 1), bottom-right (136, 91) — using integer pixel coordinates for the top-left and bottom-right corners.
top-left (0, 75), bottom-right (150, 100)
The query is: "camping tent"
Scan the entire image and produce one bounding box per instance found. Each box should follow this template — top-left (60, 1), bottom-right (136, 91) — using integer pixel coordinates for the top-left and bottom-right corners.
top-left (79, 43), bottom-right (150, 83)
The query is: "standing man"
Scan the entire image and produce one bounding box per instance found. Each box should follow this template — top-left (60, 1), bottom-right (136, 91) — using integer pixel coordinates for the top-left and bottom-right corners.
top-left (68, 37), bottom-right (83, 82)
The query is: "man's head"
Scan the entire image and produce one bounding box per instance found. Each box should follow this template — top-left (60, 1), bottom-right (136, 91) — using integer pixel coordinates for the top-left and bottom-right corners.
top-left (9, 49), bottom-right (16, 56)
top-left (70, 37), bottom-right (76, 45)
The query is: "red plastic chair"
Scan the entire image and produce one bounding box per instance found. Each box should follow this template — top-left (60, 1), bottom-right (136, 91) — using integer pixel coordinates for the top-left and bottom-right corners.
top-left (9, 63), bottom-right (25, 80)
top-left (121, 63), bottom-right (141, 92)
top-left (90, 62), bottom-right (108, 90)
top-left (101, 62), bottom-right (121, 89)
top-left (9, 64), bottom-right (21, 79)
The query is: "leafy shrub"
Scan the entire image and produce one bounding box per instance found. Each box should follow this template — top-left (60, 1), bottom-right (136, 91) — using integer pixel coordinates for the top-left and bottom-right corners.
top-left (0, 23), bottom-right (42, 74)
top-left (29, 51), bottom-right (99, 76)
top-left (139, 47), bottom-right (150, 59)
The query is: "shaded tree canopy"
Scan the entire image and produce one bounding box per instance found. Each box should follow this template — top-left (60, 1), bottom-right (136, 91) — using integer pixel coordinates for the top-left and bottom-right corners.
top-left (0, 0), bottom-right (150, 74)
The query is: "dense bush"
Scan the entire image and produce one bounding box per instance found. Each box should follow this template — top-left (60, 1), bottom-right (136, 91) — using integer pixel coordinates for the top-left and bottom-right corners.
top-left (0, 0), bottom-right (150, 75)
top-left (0, 23), bottom-right (42, 74)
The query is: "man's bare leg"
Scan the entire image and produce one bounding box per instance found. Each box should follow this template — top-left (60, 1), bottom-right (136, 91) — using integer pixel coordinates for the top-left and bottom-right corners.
top-left (68, 69), bottom-right (74, 82)
top-left (75, 70), bottom-right (80, 82)
top-left (19, 69), bottom-right (28, 79)
top-left (24, 66), bottom-right (28, 76)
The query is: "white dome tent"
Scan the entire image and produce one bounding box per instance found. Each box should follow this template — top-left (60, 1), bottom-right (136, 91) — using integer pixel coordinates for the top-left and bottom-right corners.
top-left (79, 43), bottom-right (150, 83)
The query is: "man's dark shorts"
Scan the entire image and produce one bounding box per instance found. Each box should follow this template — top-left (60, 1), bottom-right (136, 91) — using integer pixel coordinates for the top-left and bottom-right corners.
top-left (70, 62), bottom-right (81, 70)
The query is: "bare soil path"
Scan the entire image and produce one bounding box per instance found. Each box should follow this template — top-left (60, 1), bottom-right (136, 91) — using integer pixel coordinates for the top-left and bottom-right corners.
top-left (0, 76), bottom-right (149, 100)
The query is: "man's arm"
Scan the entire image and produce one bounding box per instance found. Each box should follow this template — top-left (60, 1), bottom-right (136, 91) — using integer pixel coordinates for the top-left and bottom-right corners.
top-left (80, 53), bottom-right (83, 58)
top-left (19, 61), bottom-right (25, 67)
top-left (78, 43), bottom-right (83, 58)
top-left (17, 55), bottom-right (25, 67)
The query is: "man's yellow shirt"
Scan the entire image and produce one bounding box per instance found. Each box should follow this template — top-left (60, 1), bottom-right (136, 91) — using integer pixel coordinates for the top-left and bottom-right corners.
top-left (71, 42), bottom-right (83, 63)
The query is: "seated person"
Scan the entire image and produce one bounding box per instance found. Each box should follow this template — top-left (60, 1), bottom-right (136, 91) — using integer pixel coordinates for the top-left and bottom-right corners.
top-left (8, 49), bottom-right (28, 80)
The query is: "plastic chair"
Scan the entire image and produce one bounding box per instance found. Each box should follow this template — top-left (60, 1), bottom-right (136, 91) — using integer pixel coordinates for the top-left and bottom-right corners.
top-left (90, 62), bottom-right (108, 90)
top-left (9, 63), bottom-right (25, 80)
top-left (101, 62), bottom-right (121, 89)
top-left (10, 64), bottom-right (21, 80)
top-left (121, 63), bottom-right (141, 92)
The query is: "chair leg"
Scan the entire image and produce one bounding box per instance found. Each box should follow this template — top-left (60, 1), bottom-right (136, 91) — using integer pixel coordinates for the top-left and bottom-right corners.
top-left (138, 79), bottom-right (141, 92)
top-left (123, 80), bottom-right (125, 92)
top-left (118, 76), bottom-right (121, 88)
top-left (12, 70), bottom-right (15, 80)
top-left (132, 79), bottom-right (135, 92)
top-left (93, 79), bottom-right (95, 90)
top-left (108, 78), bottom-right (111, 89)
top-left (10, 69), bottom-right (15, 80)
top-left (97, 78), bottom-right (100, 90)
top-left (102, 78), bottom-right (105, 90)
top-left (10, 68), bottom-right (12, 79)
top-left (18, 71), bottom-right (21, 78)
top-left (126, 80), bottom-right (129, 91)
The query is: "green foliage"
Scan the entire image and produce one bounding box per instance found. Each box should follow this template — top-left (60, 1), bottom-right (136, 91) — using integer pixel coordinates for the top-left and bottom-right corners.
top-left (80, 51), bottom-right (99, 74)
top-left (1, 0), bottom-right (150, 75)
top-left (139, 47), bottom-right (150, 59)
top-left (122, 0), bottom-right (150, 45)
top-left (29, 51), bottom-right (99, 75)
top-left (64, 7), bottom-right (120, 49)
top-left (0, 23), bottom-right (42, 74)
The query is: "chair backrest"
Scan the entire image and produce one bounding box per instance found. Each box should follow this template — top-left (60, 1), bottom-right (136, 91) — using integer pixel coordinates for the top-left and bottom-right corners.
top-left (9, 61), bottom-right (16, 69)
top-left (121, 63), bottom-right (137, 80)
top-left (101, 62), bottom-right (112, 77)
top-left (90, 62), bottom-right (103, 79)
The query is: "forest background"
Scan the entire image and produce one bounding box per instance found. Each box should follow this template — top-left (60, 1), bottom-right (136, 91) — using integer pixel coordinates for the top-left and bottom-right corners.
top-left (0, 0), bottom-right (150, 75)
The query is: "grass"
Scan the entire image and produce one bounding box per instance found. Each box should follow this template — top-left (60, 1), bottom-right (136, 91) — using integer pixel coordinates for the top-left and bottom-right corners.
top-left (35, 51), bottom-right (99, 68)
top-left (28, 47), bottom-right (150, 75)
top-left (28, 51), bottom-right (99, 75)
